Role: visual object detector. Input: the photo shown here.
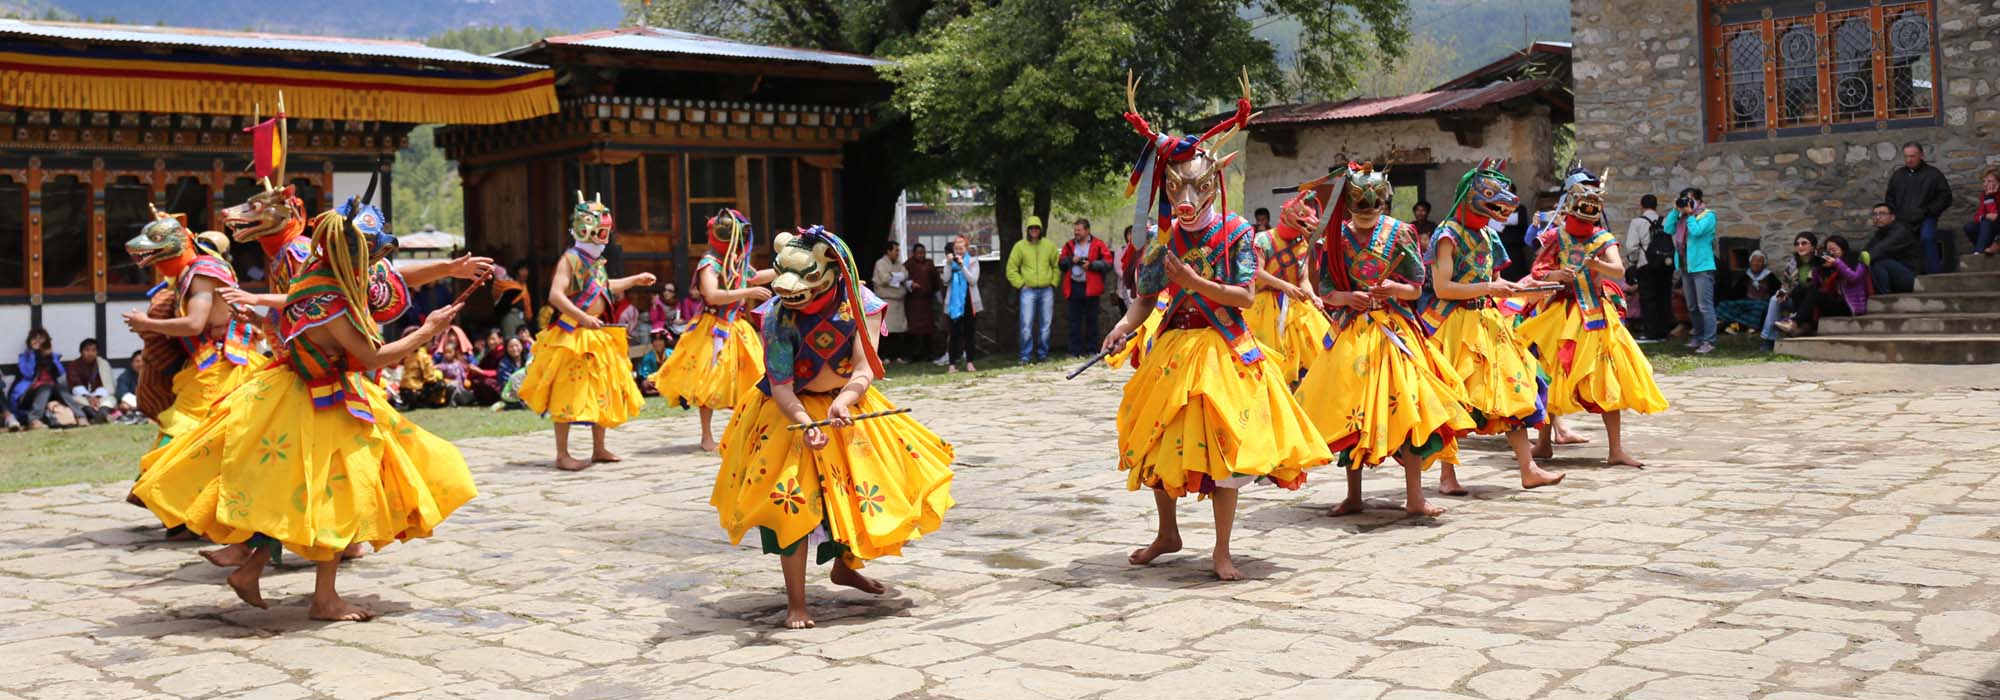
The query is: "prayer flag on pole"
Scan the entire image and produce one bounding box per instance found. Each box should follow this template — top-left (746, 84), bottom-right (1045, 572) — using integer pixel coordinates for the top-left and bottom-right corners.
top-left (244, 113), bottom-right (285, 179)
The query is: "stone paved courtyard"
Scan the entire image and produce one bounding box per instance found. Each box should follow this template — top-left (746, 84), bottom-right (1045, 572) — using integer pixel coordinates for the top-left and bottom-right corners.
top-left (3, 362), bottom-right (1999, 700)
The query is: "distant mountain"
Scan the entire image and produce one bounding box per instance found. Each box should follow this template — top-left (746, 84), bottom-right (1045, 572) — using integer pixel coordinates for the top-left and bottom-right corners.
top-left (12, 0), bottom-right (623, 39)
top-left (1253, 0), bottom-right (1570, 93)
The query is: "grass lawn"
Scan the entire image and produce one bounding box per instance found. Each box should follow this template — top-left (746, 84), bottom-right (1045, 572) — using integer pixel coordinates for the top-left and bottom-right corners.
top-left (1640, 331), bottom-right (1802, 375)
top-left (0, 397), bottom-right (687, 494)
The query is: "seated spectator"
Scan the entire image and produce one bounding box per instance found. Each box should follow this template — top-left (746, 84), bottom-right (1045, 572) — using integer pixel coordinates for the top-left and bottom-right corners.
top-left (12, 328), bottom-right (88, 429)
top-left (1776, 235), bottom-right (1868, 337)
top-left (1763, 232), bottom-right (1821, 350)
top-left (634, 330), bottom-right (670, 397)
top-left (398, 328), bottom-right (451, 409)
top-left (618, 287), bottom-right (669, 362)
top-left (658, 283), bottom-right (688, 337)
top-left (435, 340), bottom-right (488, 407)
top-left (497, 341), bottom-right (533, 411)
top-left (1966, 167), bottom-right (1999, 257)
top-left (66, 337), bottom-right (115, 424)
top-left (1717, 250), bottom-right (1778, 334)
top-left (1, 374), bottom-right (18, 432)
top-left (514, 325), bottom-right (536, 356)
top-left (113, 352), bottom-right (144, 424)
top-left (1864, 202), bottom-right (1919, 294)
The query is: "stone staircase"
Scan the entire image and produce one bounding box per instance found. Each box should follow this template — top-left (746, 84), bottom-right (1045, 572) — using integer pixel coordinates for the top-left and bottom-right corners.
top-left (1777, 253), bottom-right (2000, 364)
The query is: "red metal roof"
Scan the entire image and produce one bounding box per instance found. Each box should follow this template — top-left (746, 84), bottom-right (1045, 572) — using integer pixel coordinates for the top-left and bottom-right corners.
top-left (520, 26), bottom-right (889, 69)
top-left (1247, 79), bottom-right (1564, 128)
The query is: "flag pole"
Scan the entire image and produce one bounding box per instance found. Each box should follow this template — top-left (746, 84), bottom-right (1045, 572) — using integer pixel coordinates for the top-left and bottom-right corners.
top-left (275, 91), bottom-right (287, 186)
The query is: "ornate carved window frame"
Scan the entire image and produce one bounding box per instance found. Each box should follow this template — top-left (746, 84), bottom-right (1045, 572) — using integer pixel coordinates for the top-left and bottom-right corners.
top-left (1702, 0), bottom-right (1941, 142)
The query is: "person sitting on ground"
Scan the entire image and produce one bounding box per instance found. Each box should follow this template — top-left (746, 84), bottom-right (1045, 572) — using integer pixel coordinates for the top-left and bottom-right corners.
top-left (397, 328), bottom-right (450, 408)
top-left (12, 328), bottom-right (88, 429)
top-left (114, 351), bottom-right (144, 423)
top-left (513, 325), bottom-right (535, 356)
top-left (1762, 232), bottom-right (1821, 351)
top-left (1716, 250), bottom-right (1778, 333)
top-left (634, 330), bottom-right (669, 397)
top-left (1778, 235), bottom-right (1869, 337)
top-left (1864, 202), bottom-right (1920, 294)
top-left (490, 337), bottom-right (531, 411)
top-left (1966, 167), bottom-right (1999, 257)
top-left (66, 337), bottom-right (115, 424)
top-left (435, 340), bottom-right (488, 407)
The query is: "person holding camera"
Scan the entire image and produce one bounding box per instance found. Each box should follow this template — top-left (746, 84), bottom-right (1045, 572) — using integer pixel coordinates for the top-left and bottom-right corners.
top-left (1663, 187), bottom-right (1718, 354)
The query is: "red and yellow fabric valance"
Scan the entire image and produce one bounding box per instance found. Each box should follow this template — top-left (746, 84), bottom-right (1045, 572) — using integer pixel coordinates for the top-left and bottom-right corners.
top-left (0, 48), bottom-right (557, 125)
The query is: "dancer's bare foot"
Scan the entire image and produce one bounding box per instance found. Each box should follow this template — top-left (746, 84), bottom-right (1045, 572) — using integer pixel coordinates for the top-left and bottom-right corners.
top-left (1531, 442), bottom-right (1554, 459)
top-left (591, 449), bottom-right (623, 463)
top-left (1554, 428), bottom-right (1590, 445)
top-left (555, 455), bottom-right (592, 471)
top-left (307, 595), bottom-right (374, 622)
top-left (1606, 450), bottom-right (1645, 468)
top-left (1404, 500), bottom-right (1448, 517)
top-left (829, 562), bottom-right (885, 595)
top-left (783, 606), bottom-right (816, 629)
top-left (1522, 464), bottom-right (1566, 489)
top-left (341, 543), bottom-right (367, 561)
top-left (1212, 551), bottom-right (1244, 581)
top-left (202, 543), bottom-right (250, 568)
top-left (699, 438), bottom-right (719, 453)
top-left (1327, 497), bottom-right (1366, 516)
top-left (226, 566), bottom-right (267, 609)
top-left (1128, 535), bottom-right (1183, 565)
top-left (1438, 466), bottom-right (1469, 496)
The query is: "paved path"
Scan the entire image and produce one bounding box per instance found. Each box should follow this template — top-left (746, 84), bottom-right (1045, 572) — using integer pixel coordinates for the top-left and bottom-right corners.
top-left (3, 362), bottom-right (1999, 700)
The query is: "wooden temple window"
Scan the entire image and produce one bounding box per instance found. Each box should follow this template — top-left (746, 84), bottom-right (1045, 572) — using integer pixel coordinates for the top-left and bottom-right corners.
top-left (768, 157), bottom-right (798, 234)
top-left (686, 156), bottom-right (738, 249)
top-left (221, 177), bottom-right (266, 283)
top-left (40, 174), bottom-right (91, 292)
top-left (0, 175), bottom-right (23, 292)
top-left (644, 155), bottom-right (676, 233)
top-left (612, 160), bottom-right (642, 234)
top-left (799, 161), bottom-right (829, 229)
top-left (1704, 0), bottom-right (1940, 142)
top-left (103, 175), bottom-right (151, 288)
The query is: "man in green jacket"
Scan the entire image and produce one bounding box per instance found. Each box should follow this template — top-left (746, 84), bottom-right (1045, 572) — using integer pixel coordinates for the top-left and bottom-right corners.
top-left (1006, 216), bottom-right (1060, 362)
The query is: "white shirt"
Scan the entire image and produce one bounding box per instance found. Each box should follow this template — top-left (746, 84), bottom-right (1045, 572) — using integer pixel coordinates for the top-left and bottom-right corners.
top-left (1627, 210), bottom-right (1661, 267)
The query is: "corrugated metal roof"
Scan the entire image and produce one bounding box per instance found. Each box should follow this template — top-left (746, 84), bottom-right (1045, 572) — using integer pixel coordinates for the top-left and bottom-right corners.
top-left (1248, 79), bottom-right (1558, 128)
top-left (532, 26), bottom-right (889, 69)
top-left (0, 18), bottom-right (541, 69)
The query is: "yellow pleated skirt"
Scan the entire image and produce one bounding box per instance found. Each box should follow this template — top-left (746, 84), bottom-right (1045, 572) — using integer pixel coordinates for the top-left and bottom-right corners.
top-left (132, 364), bottom-right (476, 561)
top-left (1105, 302), bottom-right (1165, 369)
top-left (713, 386), bottom-right (954, 568)
top-left (1115, 328), bottom-right (1331, 498)
top-left (1515, 297), bottom-right (1669, 416)
top-left (1244, 290), bottom-right (1333, 383)
top-left (653, 313), bottom-right (764, 410)
top-left (1294, 310), bottom-right (1476, 469)
top-left (152, 347), bottom-right (256, 449)
top-left (519, 325), bottom-right (646, 427)
top-left (1431, 306), bottom-right (1547, 435)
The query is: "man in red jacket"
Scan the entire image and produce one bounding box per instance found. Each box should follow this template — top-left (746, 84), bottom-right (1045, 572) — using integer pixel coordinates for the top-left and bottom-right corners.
top-left (1060, 218), bottom-right (1114, 357)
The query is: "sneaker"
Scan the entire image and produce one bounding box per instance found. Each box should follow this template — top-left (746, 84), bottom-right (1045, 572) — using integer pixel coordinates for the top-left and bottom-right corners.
top-left (1635, 337), bottom-right (1661, 344)
top-left (1695, 343), bottom-right (1716, 354)
top-left (933, 354), bottom-right (950, 367)
top-left (489, 401), bottom-right (505, 412)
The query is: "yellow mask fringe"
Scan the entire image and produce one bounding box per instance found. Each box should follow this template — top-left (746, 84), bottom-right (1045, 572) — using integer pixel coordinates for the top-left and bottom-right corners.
top-left (0, 65), bottom-right (557, 125)
top-left (309, 211), bottom-right (383, 346)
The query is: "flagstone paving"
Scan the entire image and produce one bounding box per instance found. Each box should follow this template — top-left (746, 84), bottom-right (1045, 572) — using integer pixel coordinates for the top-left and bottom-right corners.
top-left (2, 361), bottom-right (1999, 699)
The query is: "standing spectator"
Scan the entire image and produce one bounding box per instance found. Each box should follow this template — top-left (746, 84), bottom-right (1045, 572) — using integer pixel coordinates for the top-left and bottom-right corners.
top-left (1252, 207), bottom-right (1272, 233)
top-left (1964, 167), bottom-right (2000, 256)
top-left (1006, 216), bottom-right (1060, 363)
top-left (872, 241), bottom-right (910, 364)
top-left (114, 351), bottom-right (142, 422)
top-left (1627, 194), bottom-right (1673, 341)
top-left (1115, 224), bottom-right (1143, 313)
top-left (65, 338), bottom-right (114, 424)
top-left (1865, 202), bottom-right (1921, 294)
top-left (904, 243), bottom-right (942, 364)
top-left (943, 235), bottom-right (983, 373)
top-left (1058, 218), bottom-right (1112, 358)
top-left (1411, 200), bottom-right (1438, 244)
top-left (11, 328), bottom-right (86, 429)
top-left (1665, 187), bottom-right (1719, 354)
top-left (1885, 142), bottom-right (1953, 273)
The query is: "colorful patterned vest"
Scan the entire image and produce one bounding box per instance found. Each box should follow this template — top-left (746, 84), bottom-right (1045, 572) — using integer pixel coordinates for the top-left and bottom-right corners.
top-left (164, 254), bottom-right (258, 369)
top-left (1259, 227), bottom-right (1312, 287)
top-left (697, 251), bottom-right (755, 340)
top-left (1419, 219), bottom-right (1509, 331)
top-left (266, 235), bottom-right (314, 295)
top-left (554, 246), bottom-right (610, 331)
top-left (276, 262), bottom-right (412, 424)
top-left (1155, 212), bottom-right (1263, 365)
top-left (1322, 216), bottom-right (1423, 330)
top-left (1556, 226), bottom-right (1624, 329)
top-left (756, 285), bottom-right (887, 396)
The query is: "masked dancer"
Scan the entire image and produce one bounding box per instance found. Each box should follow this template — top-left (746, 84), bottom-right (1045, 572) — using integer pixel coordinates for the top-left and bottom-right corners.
top-left (654, 209), bottom-right (776, 451)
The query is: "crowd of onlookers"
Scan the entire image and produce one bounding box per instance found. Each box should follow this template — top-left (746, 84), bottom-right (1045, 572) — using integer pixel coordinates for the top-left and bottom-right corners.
top-left (5, 328), bottom-right (143, 430)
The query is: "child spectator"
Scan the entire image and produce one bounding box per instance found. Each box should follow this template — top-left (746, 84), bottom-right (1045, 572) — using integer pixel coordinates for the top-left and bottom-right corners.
top-left (1966, 168), bottom-right (2000, 257)
top-left (66, 337), bottom-right (114, 424)
top-left (114, 351), bottom-right (143, 423)
top-left (634, 330), bottom-right (670, 397)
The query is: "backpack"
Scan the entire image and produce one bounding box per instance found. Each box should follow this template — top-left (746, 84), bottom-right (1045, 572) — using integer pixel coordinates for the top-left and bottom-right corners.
top-left (1643, 215), bottom-right (1675, 268)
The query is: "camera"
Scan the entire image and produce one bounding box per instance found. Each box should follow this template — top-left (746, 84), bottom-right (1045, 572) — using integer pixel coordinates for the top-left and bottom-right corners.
top-left (1675, 196), bottom-right (1692, 209)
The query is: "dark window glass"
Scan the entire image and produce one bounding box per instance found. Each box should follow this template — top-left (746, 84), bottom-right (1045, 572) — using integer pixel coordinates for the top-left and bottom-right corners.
top-left (41, 175), bottom-right (90, 289)
top-left (105, 176), bottom-right (152, 287)
top-left (0, 175), bottom-right (23, 290)
top-left (645, 155), bottom-right (674, 232)
top-left (221, 177), bottom-right (265, 280)
top-left (689, 157), bottom-right (735, 199)
top-left (613, 160), bottom-right (641, 233)
top-left (769, 157), bottom-right (797, 233)
top-left (799, 162), bottom-right (826, 229)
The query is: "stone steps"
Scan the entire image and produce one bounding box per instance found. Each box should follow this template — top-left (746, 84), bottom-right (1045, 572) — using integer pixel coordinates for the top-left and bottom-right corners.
top-left (1777, 334), bottom-right (2000, 364)
top-left (1779, 254), bottom-right (2000, 364)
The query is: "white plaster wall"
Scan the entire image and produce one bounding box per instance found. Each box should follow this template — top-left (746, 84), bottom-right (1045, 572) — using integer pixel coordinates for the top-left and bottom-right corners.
top-left (0, 304), bottom-right (27, 368)
top-left (104, 300), bottom-right (146, 361)
top-left (1241, 112), bottom-right (1554, 216)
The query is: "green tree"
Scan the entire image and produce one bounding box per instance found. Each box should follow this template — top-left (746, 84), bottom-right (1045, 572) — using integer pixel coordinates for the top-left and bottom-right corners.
top-left (387, 27), bottom-right (555, 234)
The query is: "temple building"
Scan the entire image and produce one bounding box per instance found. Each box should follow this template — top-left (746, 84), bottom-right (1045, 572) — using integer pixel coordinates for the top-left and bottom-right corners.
top-left (0, 18), bottom-right (556, 363)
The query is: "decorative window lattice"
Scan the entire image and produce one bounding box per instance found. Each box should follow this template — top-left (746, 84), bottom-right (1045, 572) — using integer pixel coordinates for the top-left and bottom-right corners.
top-left (1703, 1), bottom-right (1939, 141)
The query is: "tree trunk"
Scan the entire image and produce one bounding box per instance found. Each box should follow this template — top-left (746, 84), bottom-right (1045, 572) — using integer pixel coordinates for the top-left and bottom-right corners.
top-left (992, 180), bottom-right (1024, 355)
top-left (1032, 183), bottom-right (1053, 235)
top-left (994, 181), bottom-right (1024, 257)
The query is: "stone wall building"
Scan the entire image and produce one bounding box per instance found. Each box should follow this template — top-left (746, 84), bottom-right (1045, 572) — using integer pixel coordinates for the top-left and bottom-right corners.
top-left (1572, 0), bottom-right (2000, 263)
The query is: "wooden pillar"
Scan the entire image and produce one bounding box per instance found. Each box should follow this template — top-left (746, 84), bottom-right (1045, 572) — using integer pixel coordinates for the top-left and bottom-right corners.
top-left (26, 157), bottom-right (43, 306)
top-left (90, 158), bottom-right (106, 302)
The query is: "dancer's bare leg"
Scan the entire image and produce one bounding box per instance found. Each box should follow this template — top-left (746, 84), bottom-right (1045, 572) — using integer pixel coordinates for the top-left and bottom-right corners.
top-left (1329, 467), bottom-right (1365, 516)
top-left (590, 424), bottom-right (621, 463)
top-left (1603, 411), bottom-right (1644, 467)
top-left (829, 557), bottom-right (884, 595)
top-left (1510, 429), bottom-right (1564, 488)
top-left (781, 547), bottom-right (813, 629)
top-left (225, 544), bottom-right (271, 609)
top-left (1210, 487), bottom-right (1242, 581)
top-left (1437, 463), bottom-right (1469, 496)
top-left (341, 543), bottom-right (367, 561)
top-left (1532, 423), bottom-right (1555, 459)
top-left (1398, 451), bottom-right (1446, 516)
top-left (1129, 488), bottom-right (1182, 564)
top-left (1553, 415), bottom-right (1591, 444)
top-left (699, 408), bottom-right (719, 452)
top-left (307, 560), bottom-right (373, 622)
top-left (555, 423), bottom-right (589, 471)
